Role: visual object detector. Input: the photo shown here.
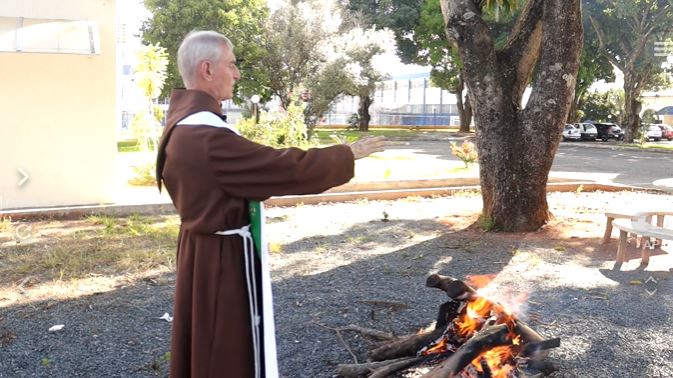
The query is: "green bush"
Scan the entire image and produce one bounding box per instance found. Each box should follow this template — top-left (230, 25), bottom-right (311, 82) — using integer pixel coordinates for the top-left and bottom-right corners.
top-left (128, 160), bottom-right (157, 186)
top-left (347, 113), bottom-right (359, 130)
top-left (237, 100), bottom-right (314, 148)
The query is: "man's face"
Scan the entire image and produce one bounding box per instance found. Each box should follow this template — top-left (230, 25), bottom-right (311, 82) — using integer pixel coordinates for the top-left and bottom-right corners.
top-left (211, 44), bottom-right (240, 101)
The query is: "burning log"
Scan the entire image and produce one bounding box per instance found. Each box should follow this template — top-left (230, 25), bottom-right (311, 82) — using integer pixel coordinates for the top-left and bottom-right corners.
top-left (421, 324), bottom-right (518, 378)
top-left (368, 327), bottom-right (444, 362)
top-left (426, 274), bottom-right (477, 300)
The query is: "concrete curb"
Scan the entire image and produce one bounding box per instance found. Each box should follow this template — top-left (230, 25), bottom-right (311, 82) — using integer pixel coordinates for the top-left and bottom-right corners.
top-left (1, 180), bottom-right (662, 221)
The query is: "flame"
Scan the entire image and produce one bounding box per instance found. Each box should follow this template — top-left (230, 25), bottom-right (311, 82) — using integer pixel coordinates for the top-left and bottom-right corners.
top-left (455, 296), bottom-right (493, 337)
top-left (453, 295), bottom-right (524, 377)
top-left (422, 337), bottom-right (447, 356)
top-left (512, 334), bottom-right (522, 346)
top-left (465, 274), bottom-right (496, 289)
top-left (472, 346), bottom-right (515, 378)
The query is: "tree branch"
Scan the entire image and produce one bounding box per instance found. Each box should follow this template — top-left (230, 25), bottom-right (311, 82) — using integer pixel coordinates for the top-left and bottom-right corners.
top-left (440, 0), bottom-right (499, 101)
top-left (588, 15), bottom-right (624, 71)
top-left (523, 0), bottom-right (583, 148)
top-left (497, 0), bottom-right (545, 105)
top-left (645, 3), bottom-right (673, 35)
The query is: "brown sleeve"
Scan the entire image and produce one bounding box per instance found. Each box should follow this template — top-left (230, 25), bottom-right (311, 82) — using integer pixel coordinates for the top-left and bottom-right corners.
top-left (204, 130), bottom-right (355, 200)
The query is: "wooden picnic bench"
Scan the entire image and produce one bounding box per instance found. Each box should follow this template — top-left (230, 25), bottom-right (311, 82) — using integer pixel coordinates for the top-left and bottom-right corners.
top-left (611, 213), bottom-right (673, 268)
top-left (603, 208), bottom-right (668, 245)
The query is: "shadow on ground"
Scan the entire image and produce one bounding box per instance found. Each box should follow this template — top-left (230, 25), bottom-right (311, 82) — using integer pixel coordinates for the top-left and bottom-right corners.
top-left (0, 210), bottom-right (671, 378)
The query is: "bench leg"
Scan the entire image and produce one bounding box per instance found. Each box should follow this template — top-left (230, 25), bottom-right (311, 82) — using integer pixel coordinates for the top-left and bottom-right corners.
top-left (640, 239), bottom-right (651, 267)
top-left (603, 217), bottom-right (614, 244)
top-left (636, 215), bottom-right (654, 248)
top-left (616, 230), bottom-right (628, 264)
top-left (655, 215), bottom-right (664, 249)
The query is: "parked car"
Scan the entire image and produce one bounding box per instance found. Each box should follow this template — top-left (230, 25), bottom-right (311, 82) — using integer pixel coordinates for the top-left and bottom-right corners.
top-left (562, 124), bottom-right (581, 141)
top-left (592, 122), bottom-right (624, 141)
top-left (641, 124), bottom-right (662, 141)
top-left (574, 123), bottom-right (597, 141)
top-left (657, 124), bottom-right (673, 141)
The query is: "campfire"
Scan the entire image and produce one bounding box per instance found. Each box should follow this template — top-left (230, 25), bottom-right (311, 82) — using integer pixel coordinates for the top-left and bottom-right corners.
top-left (336, 274), bottom-right (559, 378)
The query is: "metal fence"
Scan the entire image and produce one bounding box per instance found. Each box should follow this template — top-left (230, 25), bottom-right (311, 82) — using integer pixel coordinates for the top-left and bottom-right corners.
top-left (320, 112), bottom-right (460, 128)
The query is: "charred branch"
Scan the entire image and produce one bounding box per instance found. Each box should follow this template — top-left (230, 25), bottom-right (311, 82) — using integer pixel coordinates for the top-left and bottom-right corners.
top-left (367, 356), bottom-right (428, 378)
top-left (335, 356), bottom-right (424, 377)
top-left (425, 274), bottom-right (477, 300)
top-left (368, 328), bottom-right (445, 362)
top-left (519, 338), bottom-right (561, 359)
top-left (340, 324), bottom-right (398, 341)
top-left (436, 301), bottom-right (462, 330)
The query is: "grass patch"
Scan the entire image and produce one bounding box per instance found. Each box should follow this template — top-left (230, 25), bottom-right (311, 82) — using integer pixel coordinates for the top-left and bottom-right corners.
top-left (478, 215), bottom-right (497, 231)
top-left (0, 214), bottom-right (179, 287)
top-left (117, 140), bottom-right (140, 153)
top-left (620, 142), bottom-right (673, 151)
top-left (312, 128), bottom-right (458, 144)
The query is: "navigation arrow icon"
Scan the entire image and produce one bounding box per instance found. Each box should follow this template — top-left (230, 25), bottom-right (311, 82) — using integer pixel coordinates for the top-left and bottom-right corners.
top-left (17, 168), bottom-right (30, 187)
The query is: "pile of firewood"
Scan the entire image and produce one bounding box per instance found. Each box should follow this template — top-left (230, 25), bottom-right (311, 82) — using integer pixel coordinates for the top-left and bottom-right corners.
top-left (335, 274), bottom-right (560, 378)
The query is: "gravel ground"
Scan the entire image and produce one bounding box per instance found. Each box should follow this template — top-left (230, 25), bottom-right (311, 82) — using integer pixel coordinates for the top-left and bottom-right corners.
top-left (1, 191), bottom-right (672, 377)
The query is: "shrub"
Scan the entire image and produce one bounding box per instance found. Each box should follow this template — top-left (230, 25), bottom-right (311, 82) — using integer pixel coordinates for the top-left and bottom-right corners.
top-left (237, 100), bottom-right (314, 148)
top-left (450, 140), bottom-right (478, 168)
top-left (347, 114), bottom-right (359, 130)
top-left (128, 159), bottom-right (157, 186)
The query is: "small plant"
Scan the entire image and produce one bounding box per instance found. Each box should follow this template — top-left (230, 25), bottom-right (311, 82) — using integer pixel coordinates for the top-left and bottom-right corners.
top-left (478, 215), bottom-right (496, 231)
top-left (450, 140), bottom-right (478, 168)
top-left (0, 216), bottom-right (12, 233)
top-left (347, 113), bottom-right (359, 130)
top-left (87, 215), bottom-right (118, 234)
top-left (40, 358), bottom-right (52, 367)
top-left (128, 161), bottom-right (157, 186)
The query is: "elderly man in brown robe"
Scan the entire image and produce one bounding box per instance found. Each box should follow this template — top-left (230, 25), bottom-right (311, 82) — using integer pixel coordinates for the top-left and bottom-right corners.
top-left (156, 31), bottom-right (386, 378)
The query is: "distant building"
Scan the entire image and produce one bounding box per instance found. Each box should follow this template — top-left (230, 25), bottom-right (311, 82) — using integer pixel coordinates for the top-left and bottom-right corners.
top-left (322, 72), bottom-right (463, 128)
top-left (642, 89), bottom-right (673, 125)
top-left (0, 0), bottom-right (117, 210)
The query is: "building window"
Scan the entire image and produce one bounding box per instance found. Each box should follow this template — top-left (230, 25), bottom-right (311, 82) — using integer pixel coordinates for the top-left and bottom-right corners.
top-left (0, 17), bottom-right (100, 54)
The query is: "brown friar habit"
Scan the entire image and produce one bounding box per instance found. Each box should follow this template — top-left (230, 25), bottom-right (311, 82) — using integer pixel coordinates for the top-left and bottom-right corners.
top-left (156, 89), bottom-right (354, 378)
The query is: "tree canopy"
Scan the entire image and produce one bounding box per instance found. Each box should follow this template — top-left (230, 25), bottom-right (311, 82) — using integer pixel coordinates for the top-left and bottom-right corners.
top-left (584, 0), bottom-right (673, 141)
top-left (141, 0), bottom-right (269, 101)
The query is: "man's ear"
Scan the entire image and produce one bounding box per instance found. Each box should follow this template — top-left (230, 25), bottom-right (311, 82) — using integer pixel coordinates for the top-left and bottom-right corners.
top-left (198, 60), bottom-right (213, 81)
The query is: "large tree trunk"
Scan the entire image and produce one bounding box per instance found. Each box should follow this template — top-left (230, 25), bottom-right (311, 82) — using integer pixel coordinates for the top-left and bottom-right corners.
top-left (358, 95), bottom-right (372, 132)
top-left (441, 0), bottom-right (583, 231)
top-left (455, 75), bottom-right (472, 132)
top-left (622, 73), bottom-right (642, 143)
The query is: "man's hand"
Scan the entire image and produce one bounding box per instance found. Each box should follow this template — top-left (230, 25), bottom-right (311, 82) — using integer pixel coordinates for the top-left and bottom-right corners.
top-left (348, 136), bottom-right (387, 160)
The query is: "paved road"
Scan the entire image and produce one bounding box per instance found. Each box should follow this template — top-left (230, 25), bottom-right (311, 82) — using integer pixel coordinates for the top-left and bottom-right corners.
top-left (388, 139), bottom-right (673, 191)
top-left (554, 142), bottom-right (673, 189)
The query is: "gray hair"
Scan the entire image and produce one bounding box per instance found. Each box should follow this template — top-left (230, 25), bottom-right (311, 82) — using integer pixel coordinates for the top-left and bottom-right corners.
top-left (177, 31), bottom-right (233, 88)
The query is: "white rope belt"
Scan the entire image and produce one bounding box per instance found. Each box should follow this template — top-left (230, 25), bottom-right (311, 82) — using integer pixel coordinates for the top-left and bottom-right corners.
top-left (215, 225), bottom-right (262, 378)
